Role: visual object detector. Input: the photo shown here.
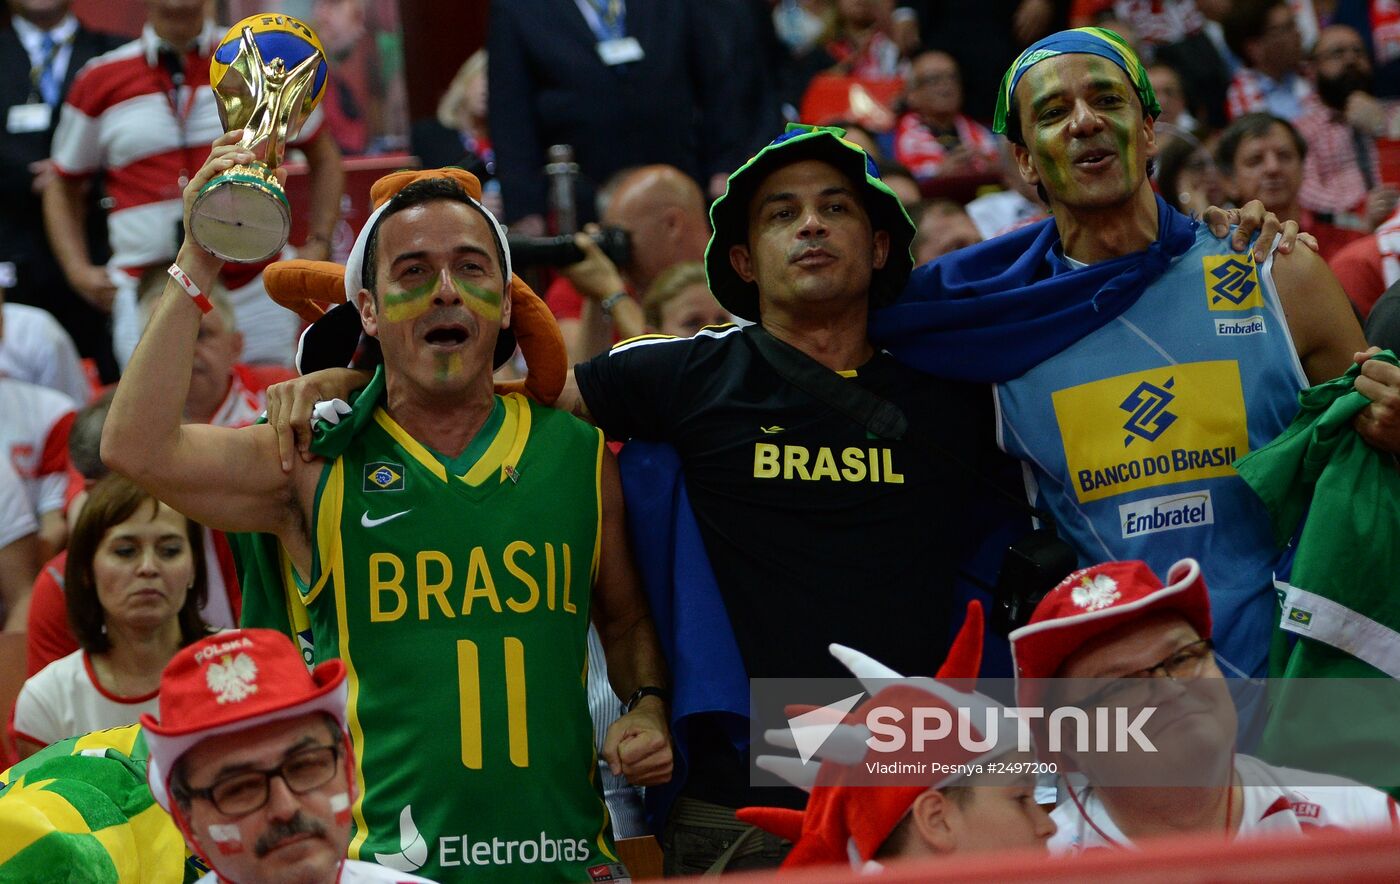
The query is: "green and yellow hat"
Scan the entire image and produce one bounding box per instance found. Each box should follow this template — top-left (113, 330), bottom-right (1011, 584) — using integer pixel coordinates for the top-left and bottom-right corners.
top-left (705, 123), bottom-right (915, 322)
top-left (993, 27), bottom-right (1161, 135)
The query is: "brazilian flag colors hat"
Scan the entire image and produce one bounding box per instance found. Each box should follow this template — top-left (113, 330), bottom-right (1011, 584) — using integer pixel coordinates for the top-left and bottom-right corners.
top-left (705, 123), bottom-right (915, 322)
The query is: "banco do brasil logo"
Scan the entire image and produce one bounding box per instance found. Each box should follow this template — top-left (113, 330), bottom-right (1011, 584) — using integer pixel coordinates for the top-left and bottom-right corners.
top-left (1120, 378), bottom-right (1177, 446)
top-left (1206, 257), bottom-right (1261, 309)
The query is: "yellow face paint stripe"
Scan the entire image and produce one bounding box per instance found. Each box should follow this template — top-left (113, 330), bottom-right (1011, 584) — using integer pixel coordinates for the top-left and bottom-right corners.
top-left (455, 278), bottom-right (502, 322)
top-left (374, 408), bottom-right (447, 482)
top-left (380, 281), bottom-right (437, 324)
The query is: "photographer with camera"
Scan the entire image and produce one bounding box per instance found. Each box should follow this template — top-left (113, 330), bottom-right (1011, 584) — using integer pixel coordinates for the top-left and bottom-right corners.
top-left (515, 165), bottom-right (717, 362)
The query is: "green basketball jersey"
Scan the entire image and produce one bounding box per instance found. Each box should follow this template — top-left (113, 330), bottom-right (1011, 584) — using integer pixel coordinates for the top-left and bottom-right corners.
top-left (301, 386), bottom-right (613, 882)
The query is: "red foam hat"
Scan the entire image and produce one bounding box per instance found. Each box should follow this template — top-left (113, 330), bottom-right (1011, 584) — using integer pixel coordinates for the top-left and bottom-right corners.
top-left (737, 601), bottom-right (1018, 871)
top-left (142, 629), bottom-right (348, 813)
top-left (1010, 557), bottom-right (1212, 682)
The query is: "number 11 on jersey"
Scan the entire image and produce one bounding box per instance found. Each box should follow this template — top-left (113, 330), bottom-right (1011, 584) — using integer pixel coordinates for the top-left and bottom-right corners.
top-left (457, 637), bottom-right (530, 769)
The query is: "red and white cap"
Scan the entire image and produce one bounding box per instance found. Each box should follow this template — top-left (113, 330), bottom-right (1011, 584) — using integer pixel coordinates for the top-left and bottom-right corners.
top-left (141, 629), bottom-right (348, 813)
top-left (1009, 557), bottom-right (1212, 682)
top-left (737, 602), bottom-right (1018, 871)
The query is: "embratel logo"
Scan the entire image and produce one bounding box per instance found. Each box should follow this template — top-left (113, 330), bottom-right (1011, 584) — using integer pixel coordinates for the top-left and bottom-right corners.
top-left (1052, 361), bottom-right (1250, 503)
top-left (1204, 256), bottom-right (1264, 311)
top-left (1118, 491), bottom-right (1214, 539)
top-left (1215, 315), bottom-right (1267, 337)
top-left (1119, 378), bottom-right (1177, 446)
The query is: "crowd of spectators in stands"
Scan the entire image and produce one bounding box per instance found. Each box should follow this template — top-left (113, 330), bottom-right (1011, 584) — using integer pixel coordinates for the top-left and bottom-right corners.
top-left (3, 0), bottom-right (1400, 881)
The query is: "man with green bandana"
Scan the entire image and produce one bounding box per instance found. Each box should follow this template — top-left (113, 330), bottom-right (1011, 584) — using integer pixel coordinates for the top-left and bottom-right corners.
top-left (873, 27), bottom-right (1400, 683)
top-left (101, 133), bottom-right (674, 882)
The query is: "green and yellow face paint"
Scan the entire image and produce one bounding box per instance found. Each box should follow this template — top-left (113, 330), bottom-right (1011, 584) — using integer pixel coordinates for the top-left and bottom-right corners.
top-left (1022, 55), bottom-right (1144, 200)
top-left (380, 274), bottom-right (504, 324)
top-left (452, 278), bottom-right (502, 322)
top-left (434, 351), bottom-right (464, 381)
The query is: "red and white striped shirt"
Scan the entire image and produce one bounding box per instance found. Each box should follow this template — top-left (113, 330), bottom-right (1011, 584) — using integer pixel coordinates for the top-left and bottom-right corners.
top-left (51, 22), bottom-right (322, 280)
top-left (0, 377), bottom-right (76, 519)
top-left (1295, 103), bottom-right (1386, 220)
top-left (893, 112), bottom-right (999, 182)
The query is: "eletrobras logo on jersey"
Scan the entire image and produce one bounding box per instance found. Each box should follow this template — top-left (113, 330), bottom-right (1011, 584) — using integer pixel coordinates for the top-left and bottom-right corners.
top-left (372, 804), bottom-right (599, 873)
top-left (1051, 360), bottom-right (1249, 504)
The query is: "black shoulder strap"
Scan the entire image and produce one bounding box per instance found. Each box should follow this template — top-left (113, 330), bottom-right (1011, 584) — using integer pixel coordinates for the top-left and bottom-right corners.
top-left (745, 325), bottom-right (908, 440)
top-left (744, 325), bottom-right (1052, 524)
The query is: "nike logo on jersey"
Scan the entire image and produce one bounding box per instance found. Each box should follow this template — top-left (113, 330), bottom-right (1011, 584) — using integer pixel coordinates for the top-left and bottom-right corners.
top-left (760, 425), bottom-right (786, 435)
top-left (361, 509), bottom-right (411, 528)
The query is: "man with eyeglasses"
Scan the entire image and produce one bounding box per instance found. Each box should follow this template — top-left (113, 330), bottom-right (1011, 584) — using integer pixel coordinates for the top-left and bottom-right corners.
top-left (1009, 558), bottom-right (1398, 853)
top-left (893, 51), bottom-right (1000, 184)
top-left (142, 629), bottom-right (437, 883)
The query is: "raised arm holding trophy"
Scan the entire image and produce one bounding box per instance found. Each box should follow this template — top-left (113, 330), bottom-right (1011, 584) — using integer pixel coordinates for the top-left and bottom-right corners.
top-left (189, 14), bottom-right (328, 264)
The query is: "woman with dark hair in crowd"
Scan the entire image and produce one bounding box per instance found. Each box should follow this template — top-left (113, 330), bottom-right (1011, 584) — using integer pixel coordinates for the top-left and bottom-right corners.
top-left (1157, 130), bottom-right (1228, 219)
top-left (10, 475), bottom-right (208, 758)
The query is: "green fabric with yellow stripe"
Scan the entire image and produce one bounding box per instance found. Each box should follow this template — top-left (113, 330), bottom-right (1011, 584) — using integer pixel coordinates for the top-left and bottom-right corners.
top-left (0, 726), bottom-right (204, 882)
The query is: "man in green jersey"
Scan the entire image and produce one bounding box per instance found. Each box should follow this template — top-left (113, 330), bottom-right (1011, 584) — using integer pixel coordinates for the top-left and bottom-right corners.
top-left (103, 133), bottom-right (673, 882)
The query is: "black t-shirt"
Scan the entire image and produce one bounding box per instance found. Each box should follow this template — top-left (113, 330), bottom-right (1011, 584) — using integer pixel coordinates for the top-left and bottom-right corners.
top-left (576, 325), bottom-right (1006, 805)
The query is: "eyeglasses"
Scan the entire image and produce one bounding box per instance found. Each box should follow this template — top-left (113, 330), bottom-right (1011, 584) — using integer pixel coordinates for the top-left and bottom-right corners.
top-left (1070, 638), bottom-right (1216, 710)
top-left (187, 744), bottom-right (342, 817)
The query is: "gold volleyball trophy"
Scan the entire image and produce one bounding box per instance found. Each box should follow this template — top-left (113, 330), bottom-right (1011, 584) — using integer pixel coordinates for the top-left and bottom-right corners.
top-left (189, 14), bottom-right (329, 263)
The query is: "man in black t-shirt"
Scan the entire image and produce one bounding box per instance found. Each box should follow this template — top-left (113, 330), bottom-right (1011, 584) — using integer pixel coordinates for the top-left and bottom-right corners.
top-left (559, 124), bottom-right (1014, 875)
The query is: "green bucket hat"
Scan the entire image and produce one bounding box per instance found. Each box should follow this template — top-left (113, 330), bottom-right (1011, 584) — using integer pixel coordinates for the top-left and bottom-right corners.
top-left (705, 123), bottom-right (915, 322)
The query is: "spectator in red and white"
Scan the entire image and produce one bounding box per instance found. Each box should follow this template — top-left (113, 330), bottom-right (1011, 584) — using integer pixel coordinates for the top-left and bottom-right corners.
top-left (42, 0), bottom-right (344, 370)
top-left (0, 374), bottom-right (75, 560)
top-left (1217, 112), bottom-right (1366, 260)
top-left (1011, 558), bottom-right (1399, 852)
top-left (26, 391), bottom-right (244, 679)
top-left (827, 0), bottom-right (905, 78)
top-left (136, 274), bottom-right (293, 428)
top-left (738, 605), bottom-right (1055, 873)
top-left (1223, 0), bottom-right (1316, 121)
top-left (1332, 200), bottom-right (1400, 318)
top-left (894, 51), bottom-right (999, 184)
top-left (1296, 25), bottom-right (1400, 233)
top-left (913, 199), bottom-right (983, 264)
top-left (11, 473), bottom-right (209, 759)
top-left (0, 457), bottom-right (39, 631)
top-left (0, 284), bottom-right (90, 404)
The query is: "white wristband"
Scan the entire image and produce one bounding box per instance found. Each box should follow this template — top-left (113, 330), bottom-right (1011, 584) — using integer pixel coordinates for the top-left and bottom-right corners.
top-left (167, 263), bottom-right (213, 314)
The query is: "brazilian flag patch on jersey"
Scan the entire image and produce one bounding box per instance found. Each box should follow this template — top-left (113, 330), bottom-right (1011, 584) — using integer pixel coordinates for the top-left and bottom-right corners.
top-left (364, 461), bottom-right (404, 492)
